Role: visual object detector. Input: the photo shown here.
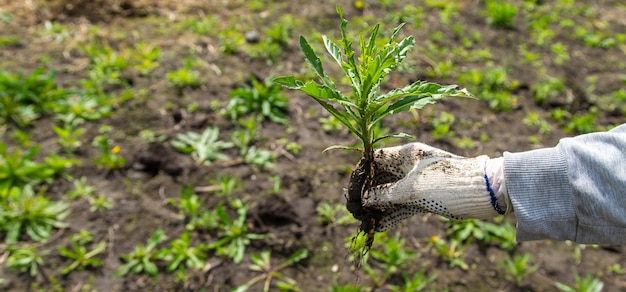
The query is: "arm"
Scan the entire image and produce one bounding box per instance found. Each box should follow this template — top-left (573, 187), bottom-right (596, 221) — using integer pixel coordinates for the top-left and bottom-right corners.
top-left (505, 124), bottom-right (626, 244)
top-left (355, 124), bottom-right (626, 245)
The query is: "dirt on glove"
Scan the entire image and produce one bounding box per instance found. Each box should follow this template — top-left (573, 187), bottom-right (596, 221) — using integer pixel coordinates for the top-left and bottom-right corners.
top-left (346, 157), bottom-right (384, 250)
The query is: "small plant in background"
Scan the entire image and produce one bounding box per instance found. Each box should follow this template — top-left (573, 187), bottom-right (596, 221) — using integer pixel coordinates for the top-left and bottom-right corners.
top-left (224, 76), bottom-right (288, 124)
top-left (235, 249), bottom-right (308, 292)
top-left (58, 231), bottom-right (107, 275)
top-left (315, 202), bottom-right (358, 227)
top-left (0, 68), bottom-right (71, 127)
top-left (555, 272), bottom-right (604, 292)
top-left (1, 185), bottom-right (70, 244)
top-left (114, 229), bottom-right (165, 278)
top-left (484, 0), bottom-right (518, 29)
top-left (431, 111), bottom-right (456, 141)
top-left (208, 174), bottom-right (242, 198)
top-left (319, 115), bottom-right (344, 133)
top-left (92, 134), bottom-right (126, 170)
top-left (55, 94), bottom-right (112, 127)
top-left (168, 186), bottom-right (218, 230)
top-left (155, 231), bottom-right (206, 272)
top-left (52, 125), bottom-right (86, 154)
top-left (206, 199), bottom-right (266, 264)
top-left (389, 269), bottom-right (436, 292)
top-left (88, 195), bottom-right (113, 212)
top-left (532, 76), bottom-right (566, 105)
top-left (166, 66), bottom-right (201, 90)
top-left (0, 143), bottom-right (67, 196)
top-left (64, 176), bottom-right (95, 200)
top-left (229, 118), bottom-right (277, 169)
top-left (6, 245), bottom-right (48, 277)
top-left (498, 252), bottom-right (539, 285)
top-left (366, 233), bottom-right (419, 288)
top-left (133, 41), bottom-right (161, 76)
top-left (429, 235), bottom-right (468, 270)
top-left (171, 127), bottom-right (234, 166)
top-left (523, 112), bottom-right (552, 135)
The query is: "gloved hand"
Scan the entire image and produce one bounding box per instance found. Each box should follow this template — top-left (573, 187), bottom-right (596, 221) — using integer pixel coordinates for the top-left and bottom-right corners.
top-left (357, 143), bottom-right (512, 231)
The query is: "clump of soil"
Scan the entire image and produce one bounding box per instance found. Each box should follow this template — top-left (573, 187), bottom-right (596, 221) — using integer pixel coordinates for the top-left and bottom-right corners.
top-left (346, 157), bottom-right (384, 250)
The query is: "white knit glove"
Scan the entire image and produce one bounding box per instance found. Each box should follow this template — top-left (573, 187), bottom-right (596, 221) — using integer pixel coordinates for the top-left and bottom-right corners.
top-left (358, 143), bottom-right (511, 231)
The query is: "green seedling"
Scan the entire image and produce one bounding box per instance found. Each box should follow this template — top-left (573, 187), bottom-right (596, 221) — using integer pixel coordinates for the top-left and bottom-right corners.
top-left (155, 231), bottom-right (206, 272)
top-left (166, 67), bottom-right (201, 89)
top-left (389, 269), bottom-right (436, 292)
top-left (0, 144), bottom-right (56, 196)
top-left (168, 186), bottom-right (218, 230)
top-left (52, 125), bottom-right (86, 153)
top-left (367, 233), bottom-right (419, 288)
top-left (555, 272), bottom-right (604, 292)
top-left (429, 235), bottom-right (468, 270)
top-left (0, 68), bottom-right (70, 127)
top-left (133, 41), bottom-right (161, 76)
top-left (224, 76), bottom-right (288, 124)
top-left (485, 0), bottom-right (518, 29)
top-left (274, 5), bottom-right (471, 248)
top-left (171, 127), bottom-right (234, 166)
top-left (431, 111), bottom-right (456, 141)
top-left (205, 174), bottom-right (242, 198)
top-left (1, 185), bottom-right (70, 243)
top-left (64, 176), bottom-right (95, 200)
top-left (58, 232), bottom-right (107, 275)
top-left (229, 119), bottom-right (277, 169)
top-left (55, 94), bottom-right (112, 127)
top-left (206, 199), bottom-right (266, 264)
top-left (498, 252), bottom-right (539, 285)
top-left (444, 218), bottom-right (517, 251)
top-left (531, 76), bottom-right (566, 105)
top-left (319, 115), bottom-right (344, 132)
top-left (316, 202), bottom-right (358, 227)
top-left (92, 135), bottom-right (126, 170)
top-left (88, 195), bottom-right (113, 212)
top-left (114, 229), bottom-right (164, 278)
top-left (234, 248), bottom-right (308, 292)
top-left (6, 245), bottom-right (48, 277)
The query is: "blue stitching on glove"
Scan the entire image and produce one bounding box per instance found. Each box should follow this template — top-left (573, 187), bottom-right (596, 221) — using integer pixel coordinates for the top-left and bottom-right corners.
top-left (484, 174), bottom-right (505, 215)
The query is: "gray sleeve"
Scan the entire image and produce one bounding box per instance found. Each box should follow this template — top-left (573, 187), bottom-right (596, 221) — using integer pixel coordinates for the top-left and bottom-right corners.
top-left (503, 124), bottom-right (626, 244)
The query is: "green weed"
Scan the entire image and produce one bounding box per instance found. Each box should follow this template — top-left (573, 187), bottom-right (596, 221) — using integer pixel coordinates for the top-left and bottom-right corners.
top-left (206, 199), bottom-right (266, 264)
top-left (168, 186), bottom-right (219, 230)
top-left (532, 76), bottom-right (566, 105)
top-left (166, 67), bottom-right (201, 90)
top-left (555, 272), bottom-right (604, 292)
top-left (316, 202), bottom-right (358, 227)
top-left (155, 231), bottom-right (206, 272)
top-left (429, 235), bottom-right (468, 270)
top-left (171, 127), bottom-right (234, 166)
top-left (485, 0), bottom-right (518, 29)
top-left (498, 252), bottom-right (539, 285)
top-left (92, 133), bottom-right (126, 170)
top-left (114, 229), bottom-right (164, 278)
top-left (274, 5), bottom-right (470, 165)
top-left (52, 125), bottom-right (86, 154)
top-left (58, 231), bottom-right (107, 275)
top-left (234, 249), bottom-right (308, 292)
top-left (6, 245), bottom-right (47, 277)
top-left (64, 176), bottom-right (95, 200)
top-left (224, 76), bottom-right (288, 124)
top-left (0, 144), bottom-right (75, 196)
top-left (0, 185), bottom-right (69, 244)
top-left (431, 111), bottom-right (456, 141)
top-left (133, 41), bottom-right (161, 76)
top-left (0, 68), bottom-right (71, 127)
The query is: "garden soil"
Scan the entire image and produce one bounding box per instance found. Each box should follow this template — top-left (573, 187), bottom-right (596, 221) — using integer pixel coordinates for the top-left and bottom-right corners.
top-left (1, 0), bottom-right (625, 291)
